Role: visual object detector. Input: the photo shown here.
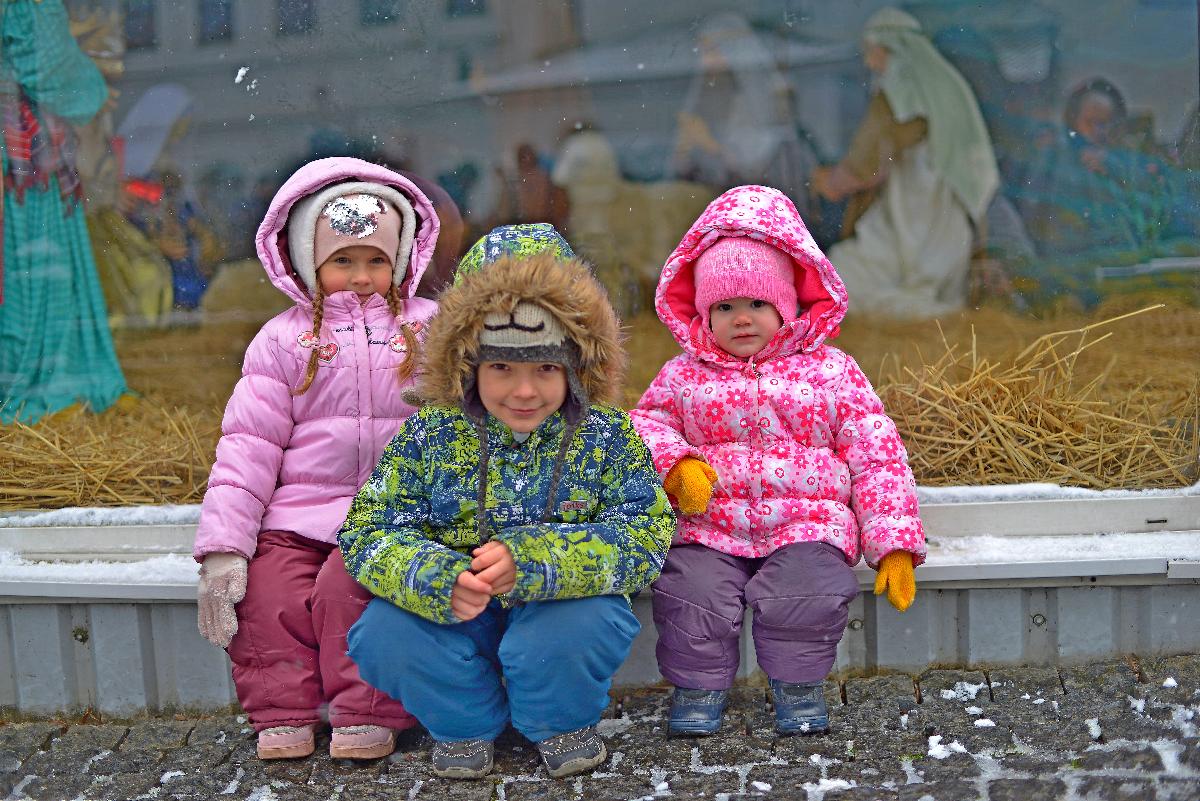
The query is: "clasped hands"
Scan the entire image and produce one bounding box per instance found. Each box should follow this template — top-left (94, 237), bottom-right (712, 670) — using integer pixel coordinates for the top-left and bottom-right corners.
top-left (451, 540), bottom-right (517, 622)
top-left (665, 457), bottom-right (917, 613)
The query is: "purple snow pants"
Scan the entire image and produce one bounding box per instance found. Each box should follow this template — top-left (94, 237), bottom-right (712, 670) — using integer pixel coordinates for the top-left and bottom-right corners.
top-left (651, 541), bottom-right (859, 690)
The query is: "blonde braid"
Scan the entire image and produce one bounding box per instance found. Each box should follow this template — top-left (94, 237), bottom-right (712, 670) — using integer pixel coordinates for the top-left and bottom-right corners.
top-left (388, 285), bottom-right (420, 383)
top-left (292, 283), bottom-right (325, 396)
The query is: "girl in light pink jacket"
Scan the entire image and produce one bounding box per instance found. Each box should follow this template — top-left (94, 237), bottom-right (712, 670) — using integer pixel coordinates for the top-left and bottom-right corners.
top-left (193, 157), bottom-right (440, 761)
top-left (630, 185), bottom-right (925, 737)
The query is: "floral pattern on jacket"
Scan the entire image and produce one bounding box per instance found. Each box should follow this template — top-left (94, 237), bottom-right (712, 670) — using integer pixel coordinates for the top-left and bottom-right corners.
top-left (629, 185), bottom-right (925, 569)
top-left (338, 404), bottom-right (674, 624)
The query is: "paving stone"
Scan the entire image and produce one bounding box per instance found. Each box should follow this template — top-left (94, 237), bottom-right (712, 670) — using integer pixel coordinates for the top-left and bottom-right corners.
top-left (1061, 661), bottom-right (1141, 697)
top-left (988, 777), bottom-right (1067, 801)
top-left (86, 770), bottom-right (163, 799)
top-left (897, 780), bottom-right (981, 801)
top-left (0, 724), bottom-right (60, 761)
top-left (408, 776), bottom-right (497, 799)
top-left (1075, 775), bottom-right (1159, 800)
top-left (47, 723), bottom-right (129, 755)
top-left (121, 720), bottom-right (194, 751)
top-left (825, 786), bottom-right (900, 801)
top-left (1160, 777), bottom-right (1200, 800)
top-left (1074, 745), bottom-right (1165, 772)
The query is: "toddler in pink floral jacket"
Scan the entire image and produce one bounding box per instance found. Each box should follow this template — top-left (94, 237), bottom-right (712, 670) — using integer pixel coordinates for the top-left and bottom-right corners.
top-left (630, 185), bottom-right (925, 737)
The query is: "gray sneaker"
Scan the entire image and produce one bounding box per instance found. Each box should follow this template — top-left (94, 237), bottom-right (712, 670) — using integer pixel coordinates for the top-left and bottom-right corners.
top-left (431, 738), bottom-right (494, 779)
top-left (537, 726), bottom-right (607, 778)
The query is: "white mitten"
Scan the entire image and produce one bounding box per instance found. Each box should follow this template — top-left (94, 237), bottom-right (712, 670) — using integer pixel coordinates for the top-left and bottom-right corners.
top-left (197, 552), bottom-right (249, 648)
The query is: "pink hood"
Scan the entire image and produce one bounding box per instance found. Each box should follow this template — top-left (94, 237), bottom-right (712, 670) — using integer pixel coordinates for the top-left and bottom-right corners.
top-left (656, 185), bottom-right (848, 367)
top-left (256, 157), bottom-right (440, 305)
top-left (195, 158), bottom-right (441, 561)
top-left (633, 185), bottom-right (924, 568)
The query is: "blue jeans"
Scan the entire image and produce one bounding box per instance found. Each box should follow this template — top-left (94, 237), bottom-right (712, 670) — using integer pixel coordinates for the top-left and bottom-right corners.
top-left (347, 595), bottom-right (639, 743)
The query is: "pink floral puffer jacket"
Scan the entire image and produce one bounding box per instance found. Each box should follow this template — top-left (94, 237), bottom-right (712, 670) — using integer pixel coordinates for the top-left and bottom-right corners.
top-left (630, 185), bottom-right (925, 569)
top-left (193, 157), bottom-right (440, 562)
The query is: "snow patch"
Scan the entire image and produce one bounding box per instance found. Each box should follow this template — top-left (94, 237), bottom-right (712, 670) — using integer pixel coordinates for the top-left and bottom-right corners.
top-left (965, 706), bottom-right (983, 715)
top-left (927, 735), bottom-right (967, 759)
top-left (1086, 718), bottom-right (1103, 740)
top-left (973, 719), bottom-right (996, 728)
top-left (0, 551), bottom-right (198, 585)
top-left (160, 771), bottom-right (184, 783)
top-left (0, 505), bottom-right (200, 528)
top-left (235, 67), bottom-right (248, 84)
top-left (1163, 677), bottom-right (1178, 688)
top-left (917, 480), bottom-right (1200, 503)
top-left (596, 716), bottom-right (634, 737)
top-left (751, 780), bottom-right (772, 791)
top-left (940, 681), bottom-right (987, 702)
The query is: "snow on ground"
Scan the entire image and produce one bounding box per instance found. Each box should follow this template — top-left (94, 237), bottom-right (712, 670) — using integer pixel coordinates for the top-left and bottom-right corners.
top-left (0, 505), bottom-right (200, 528)
top-left (929, 531), bottom-right (1200, 564)
top-left (0, 479), bottom-right (1195, 529)
top-left (0, 551), bottom-right (198, 584)
top-left (917, 479), bottom-right (1200, 503)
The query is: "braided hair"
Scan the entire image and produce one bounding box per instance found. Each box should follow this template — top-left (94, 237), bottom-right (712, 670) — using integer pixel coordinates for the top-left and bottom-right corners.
top-left (292, 282), bottom-right (420, 395)
top-left (292, 282), bottom-right (326, 396)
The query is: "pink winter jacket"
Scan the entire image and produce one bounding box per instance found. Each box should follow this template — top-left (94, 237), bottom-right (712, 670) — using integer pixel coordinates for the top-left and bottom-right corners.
top-left (193, 158), bottom-right (440, 561)
top-left (630, 186), bottom-right (925, 569)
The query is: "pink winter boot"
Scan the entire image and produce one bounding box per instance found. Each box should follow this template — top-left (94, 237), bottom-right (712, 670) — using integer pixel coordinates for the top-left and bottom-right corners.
top-left (257, 724), bottom-right (316, 759)
top-left (330, 725), bottom-right (396, 760)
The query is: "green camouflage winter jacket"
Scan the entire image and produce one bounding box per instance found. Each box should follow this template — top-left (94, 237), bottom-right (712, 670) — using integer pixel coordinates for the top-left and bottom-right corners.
top-left (338, 404), bottom-right (674, 624)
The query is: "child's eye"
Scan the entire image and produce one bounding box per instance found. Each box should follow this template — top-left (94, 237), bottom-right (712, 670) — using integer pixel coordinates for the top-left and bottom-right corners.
top-left (751, 300), bottom-right (767, 308)
top-left (537, 363), bottom-right (562, 373)
top-left (716, 303), bottom-right (732, 312)
top-left (488, 362), bottom-right (511, 371)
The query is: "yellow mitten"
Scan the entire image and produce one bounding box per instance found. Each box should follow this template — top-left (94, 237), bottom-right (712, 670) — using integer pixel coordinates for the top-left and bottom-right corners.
top-left (663, 457), bottom-right (718, 515)
top-left (873, 551), bottom-right (916, 612)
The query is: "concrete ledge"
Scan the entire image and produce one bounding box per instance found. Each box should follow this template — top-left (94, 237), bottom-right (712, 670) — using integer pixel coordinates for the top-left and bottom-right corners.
top-left (0, 495), bottom-right (1197, 715)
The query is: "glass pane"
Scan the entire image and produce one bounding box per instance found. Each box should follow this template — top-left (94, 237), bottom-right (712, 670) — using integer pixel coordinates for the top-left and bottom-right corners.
top-left (360, 0), bottom-right (402, 26)
top-left (1, 0), bottom-right (1197, 510)
top-left (198, 0), bottom-right (233, 42)
top-left (446, 0), bottom-right (486, 16)
top-left (120, 0), bottom-right (155, 49)
top-left (276, 0), bottom-right (314, 36)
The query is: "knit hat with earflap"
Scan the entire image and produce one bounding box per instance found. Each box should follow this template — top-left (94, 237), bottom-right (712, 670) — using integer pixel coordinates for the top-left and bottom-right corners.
top-left (286, 181), bottom-right (417, 295)
top-left (694, 236), bottom-right (798, 328)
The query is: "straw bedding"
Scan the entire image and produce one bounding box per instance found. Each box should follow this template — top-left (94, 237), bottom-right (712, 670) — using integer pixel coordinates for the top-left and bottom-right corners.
top-left (2, 305), bottom-right (1197, 510)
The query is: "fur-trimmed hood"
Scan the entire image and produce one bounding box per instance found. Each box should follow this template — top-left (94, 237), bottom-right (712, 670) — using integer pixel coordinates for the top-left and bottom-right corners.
top-left (419, 251), bottom-right (625, 409)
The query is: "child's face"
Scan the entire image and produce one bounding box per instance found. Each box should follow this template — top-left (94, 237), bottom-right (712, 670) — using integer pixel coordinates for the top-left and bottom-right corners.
top-left (477, 361), bottom-right (568, 433)
top-left (709, 297), bottom-right (783, 359)
top-left (317, 245), bottom-right (393, 300)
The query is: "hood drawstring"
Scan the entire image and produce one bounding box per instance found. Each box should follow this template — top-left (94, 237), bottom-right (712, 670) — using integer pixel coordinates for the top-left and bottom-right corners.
top-left (472, 416), bottom-right (581, 548)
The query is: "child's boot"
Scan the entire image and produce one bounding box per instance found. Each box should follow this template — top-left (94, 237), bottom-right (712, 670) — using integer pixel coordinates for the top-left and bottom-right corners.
top-left (537, 726), bottom-right (607, 778)
top-left (330, 725), bottom-right (395, 759)
top-left (257, 724), bottom-right (316, 759)
top-left (431, 739), bottom-right (494, 779)
top-left (668, 687), bottom-right (728, 736)
top-left (769, 679), bottom-right (830, 735)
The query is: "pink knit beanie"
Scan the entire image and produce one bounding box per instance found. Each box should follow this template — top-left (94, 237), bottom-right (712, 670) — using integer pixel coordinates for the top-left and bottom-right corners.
top-left (313, 193), bottom-right (403, 269)
top-left (694, 237), bottom-right (798, 326)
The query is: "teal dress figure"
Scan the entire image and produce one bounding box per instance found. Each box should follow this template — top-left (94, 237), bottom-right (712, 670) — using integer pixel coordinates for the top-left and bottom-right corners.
top-left (1, 0), bottom-right (127, 423)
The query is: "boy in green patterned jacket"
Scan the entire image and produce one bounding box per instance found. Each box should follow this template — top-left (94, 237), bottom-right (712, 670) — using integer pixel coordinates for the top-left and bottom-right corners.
top-left (338, 224), bottom-right (674, 780)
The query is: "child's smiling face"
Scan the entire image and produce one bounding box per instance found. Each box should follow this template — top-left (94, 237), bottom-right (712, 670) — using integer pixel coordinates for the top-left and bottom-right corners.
top-left (317, 245), bottom-right (393, 300)
top-left (709, 297), bottom-right (783, 359)
top-left (477, 361), bottom-right (568, 433)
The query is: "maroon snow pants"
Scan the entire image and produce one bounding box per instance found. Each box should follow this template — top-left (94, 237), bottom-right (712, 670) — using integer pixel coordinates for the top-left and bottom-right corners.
top-left (226, 531), bottom-right (415, 733)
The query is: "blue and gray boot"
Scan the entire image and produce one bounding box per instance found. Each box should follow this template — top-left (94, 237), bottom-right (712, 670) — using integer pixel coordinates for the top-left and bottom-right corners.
top-left (537, 726), bottom-right (607, 778)
top-left (668, 687), bottom-right (729, 736)
top-left (769, 679), bottom-right (830, 735)
top-left (431, 738), bottom-right (494, 779)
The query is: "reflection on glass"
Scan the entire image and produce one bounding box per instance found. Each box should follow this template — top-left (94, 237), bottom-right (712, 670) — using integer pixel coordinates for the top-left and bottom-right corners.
top-left (0, 0), bottom-right (1196, 498)
top-left (198, 0), bottom-right (233, 43)
top-left (120, 0), bottom-right (155, 50)
top-left (277, 0), bottom-right (315, 36)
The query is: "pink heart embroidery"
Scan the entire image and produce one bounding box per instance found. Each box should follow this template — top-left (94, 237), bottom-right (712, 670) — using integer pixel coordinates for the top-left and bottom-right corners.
top-left (317, 343), bottom-right (338, 362)
top-left (297, 331), bottom-right (319, 349)
top-left (388, 333), bottom-right (408, 353)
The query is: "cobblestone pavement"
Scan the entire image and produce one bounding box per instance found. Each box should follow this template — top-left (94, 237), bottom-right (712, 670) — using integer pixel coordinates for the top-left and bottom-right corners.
top-left (1, 655), bottom-right (1197, 801)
